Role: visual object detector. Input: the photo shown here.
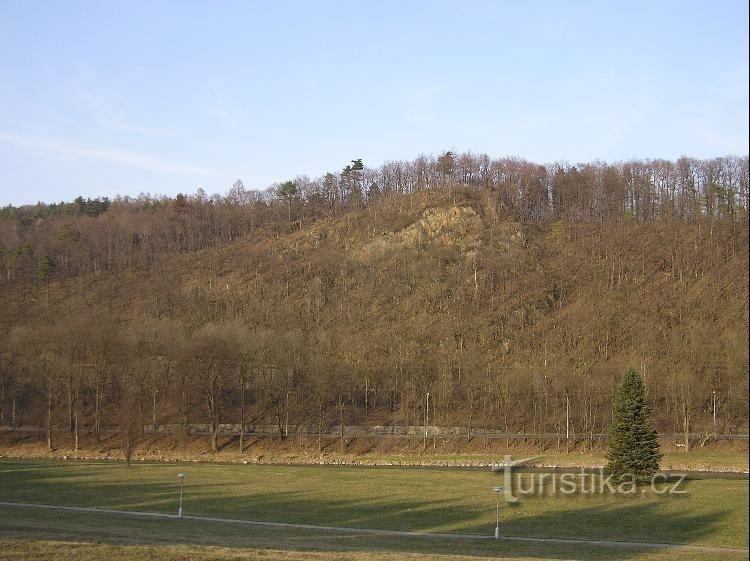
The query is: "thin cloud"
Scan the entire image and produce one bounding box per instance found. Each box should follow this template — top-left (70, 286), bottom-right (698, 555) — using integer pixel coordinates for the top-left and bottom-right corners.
top-left (97, 118), bottom-right (177, 137)
top-left (0, 132), bottom-right (233, 178)
top-left (68, 77), bottom-right (177, 137)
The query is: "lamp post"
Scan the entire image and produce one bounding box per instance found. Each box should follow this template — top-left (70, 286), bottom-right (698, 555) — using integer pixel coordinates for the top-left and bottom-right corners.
top-left (177, 473), bottom-right (186, 519)
top-left (712, 390), bottom-right (717, 433)
top-left (424, 392), bottom-right (430, 445)
top-left (493, 486), bottom-right (503, 539)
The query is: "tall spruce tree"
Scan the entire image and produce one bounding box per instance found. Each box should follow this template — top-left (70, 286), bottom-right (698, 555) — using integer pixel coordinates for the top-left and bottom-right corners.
top-left (37, 255), bottom-right (55, 280)
top-left (606, 368), bottom-right (662, 480)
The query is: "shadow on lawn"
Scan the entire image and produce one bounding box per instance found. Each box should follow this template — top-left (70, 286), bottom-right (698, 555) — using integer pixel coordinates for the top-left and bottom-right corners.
top-left (0, 499), bottom-right (734, 561)
top-left (0, 462), bottom-right (178, 511)
top-left (0, 462), bottom-right (737, 560)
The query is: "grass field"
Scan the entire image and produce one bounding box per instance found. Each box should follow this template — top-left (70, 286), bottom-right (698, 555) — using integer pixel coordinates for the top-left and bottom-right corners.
top-left (0, 460), bottom-right (747, 560)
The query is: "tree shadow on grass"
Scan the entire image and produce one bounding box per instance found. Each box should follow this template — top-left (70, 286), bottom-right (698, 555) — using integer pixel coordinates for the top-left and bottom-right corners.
top-left (0, 462), bottom-right (741, 560)
top-left (0, 499), bottom-right (736, 561)
top-left (0, 462), bottom-right (178, 511)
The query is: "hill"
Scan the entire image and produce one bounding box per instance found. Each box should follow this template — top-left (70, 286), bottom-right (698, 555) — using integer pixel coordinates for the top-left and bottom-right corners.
top-left (0, 154), bottom-right (748, 455)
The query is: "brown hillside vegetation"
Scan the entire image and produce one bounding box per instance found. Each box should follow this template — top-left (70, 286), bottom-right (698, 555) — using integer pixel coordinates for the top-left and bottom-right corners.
top-left (0, 154), bottom-right (748, 456)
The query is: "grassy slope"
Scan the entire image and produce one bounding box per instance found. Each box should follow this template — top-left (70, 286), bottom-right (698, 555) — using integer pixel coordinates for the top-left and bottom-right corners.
top-left (2, 430), bottom-right (748, 472)
top-left (0, 461), bottom-right (747, 550)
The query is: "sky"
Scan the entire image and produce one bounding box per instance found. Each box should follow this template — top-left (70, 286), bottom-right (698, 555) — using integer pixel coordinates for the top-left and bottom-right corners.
top-left (0, 0), bottom-right (748, 206)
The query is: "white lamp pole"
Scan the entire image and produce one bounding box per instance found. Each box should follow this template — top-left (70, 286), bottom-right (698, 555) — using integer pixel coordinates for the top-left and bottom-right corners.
top-left (493, 486), bottom-right (503, 539)
top-left (177, 473), bottom-right (186, 518)
top-left (712, 390), bottom-right (717, 432)
top-left (425, 392), bottom-right (430, 439)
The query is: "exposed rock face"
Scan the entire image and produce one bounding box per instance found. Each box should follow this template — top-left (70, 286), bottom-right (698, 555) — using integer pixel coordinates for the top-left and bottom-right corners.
top-left (358, 204), bottom-right (525, 261)
top-left (359, 205), bottom-right (484, 260)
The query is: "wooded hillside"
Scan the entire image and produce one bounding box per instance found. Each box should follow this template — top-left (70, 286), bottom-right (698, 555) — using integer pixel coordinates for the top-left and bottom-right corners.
top-left (1, 153), bottom-right (748, 453)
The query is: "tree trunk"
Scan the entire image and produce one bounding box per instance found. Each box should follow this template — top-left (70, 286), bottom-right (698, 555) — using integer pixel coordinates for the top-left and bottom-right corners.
top-left (74, 409), bottom-right (79, 453)
top-left (318, 404), bottom-right (324, 453)
top-left (182, 373), bottom-right (190, 442)
top-left (239, 373), bottom-right (246, 452)
top-left (274, 399), bottom-right (285, 439)
top-left (339, 398), bottom-right (345, 452)
top-left (285, 391), bottom-right (289, 438)
top-left (152, 389), bottom-right (159, 433)
top-left (137, 383), bottom-right (145, 436)
top-left (94, 373), bottom-right (104, 442)
top-left (46, 377), bottom-right (53, 451)
top-left (208, 396), bottom-right (218, 453)
top-left (67, 380), bottom-right (74, 433)
top-left (207, 372), bottom-right (220, 453)
top-left (208, 387), bottom-right (218, 453)
top-left (94, 386), bottom-right (101, 442)
top-left (211, 425), bottom-right (218, 453)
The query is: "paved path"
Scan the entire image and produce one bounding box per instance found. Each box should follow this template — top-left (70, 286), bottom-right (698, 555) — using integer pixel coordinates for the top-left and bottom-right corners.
top-left (1, 501), bottom-right (747, 556)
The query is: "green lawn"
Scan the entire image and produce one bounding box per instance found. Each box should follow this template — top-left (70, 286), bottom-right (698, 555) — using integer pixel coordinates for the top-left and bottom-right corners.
top-left (0, 460), bottom-right (747, 560)
top-left (0, 506), bottom-right (745, 561)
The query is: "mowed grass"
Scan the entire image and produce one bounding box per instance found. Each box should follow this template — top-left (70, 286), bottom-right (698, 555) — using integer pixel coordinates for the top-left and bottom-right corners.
top-left (0, 460), bottom-right (747, 560)
top-left (0, 505), bottom-right (745, 561)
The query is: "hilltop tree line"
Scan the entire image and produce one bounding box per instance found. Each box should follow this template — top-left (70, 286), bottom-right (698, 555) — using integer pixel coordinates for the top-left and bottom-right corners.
top-left (0, 153), bottom-right (747, 454)
top-left (1, 154), bottom-right (746, 284)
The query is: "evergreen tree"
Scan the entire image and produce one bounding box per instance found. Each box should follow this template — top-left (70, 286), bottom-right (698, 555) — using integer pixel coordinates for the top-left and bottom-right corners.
top-left (606, 368), bottom-right (662, 480)
top-left (277, 181), bottom-right (298, 220)
top-left (37, 255), bottom-right (55, 281)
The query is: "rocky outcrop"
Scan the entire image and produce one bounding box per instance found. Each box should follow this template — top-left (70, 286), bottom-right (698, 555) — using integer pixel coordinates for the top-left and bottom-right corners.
top-left (359, 205), bottom-right (484, 260)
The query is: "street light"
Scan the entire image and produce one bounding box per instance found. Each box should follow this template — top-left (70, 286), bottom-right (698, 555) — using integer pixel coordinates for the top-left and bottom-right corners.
top-left (712, 390), bottom-right (717, 432)
top-left (177, 473), bottom-right (186, 519)
top-left (492, 486), bottom-right (503, 539)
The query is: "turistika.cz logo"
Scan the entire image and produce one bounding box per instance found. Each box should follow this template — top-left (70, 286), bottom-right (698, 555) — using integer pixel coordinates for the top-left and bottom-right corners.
top-left (492, 456), bottom-right (687, 503)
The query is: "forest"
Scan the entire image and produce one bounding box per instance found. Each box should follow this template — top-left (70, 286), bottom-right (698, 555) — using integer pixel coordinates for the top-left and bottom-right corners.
top-left (0, 152), bottom-right (748, 454)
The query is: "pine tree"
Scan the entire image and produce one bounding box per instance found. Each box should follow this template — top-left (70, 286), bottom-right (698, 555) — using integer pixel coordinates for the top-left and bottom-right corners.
top-left (606, 368), bottom-right (662, 480)
top-left (277, 181), bottom-right (298, 221)
top-left (37, 255), bottom-right (55, 280)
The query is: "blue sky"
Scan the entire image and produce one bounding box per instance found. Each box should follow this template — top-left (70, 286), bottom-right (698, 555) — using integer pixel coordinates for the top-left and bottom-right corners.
top-left (1, 0), bottom-right (748, 205)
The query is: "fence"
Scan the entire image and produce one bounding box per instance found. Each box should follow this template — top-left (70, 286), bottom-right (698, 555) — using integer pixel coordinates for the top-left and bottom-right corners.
top-left (5, 424), bottom-right (745, 441)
